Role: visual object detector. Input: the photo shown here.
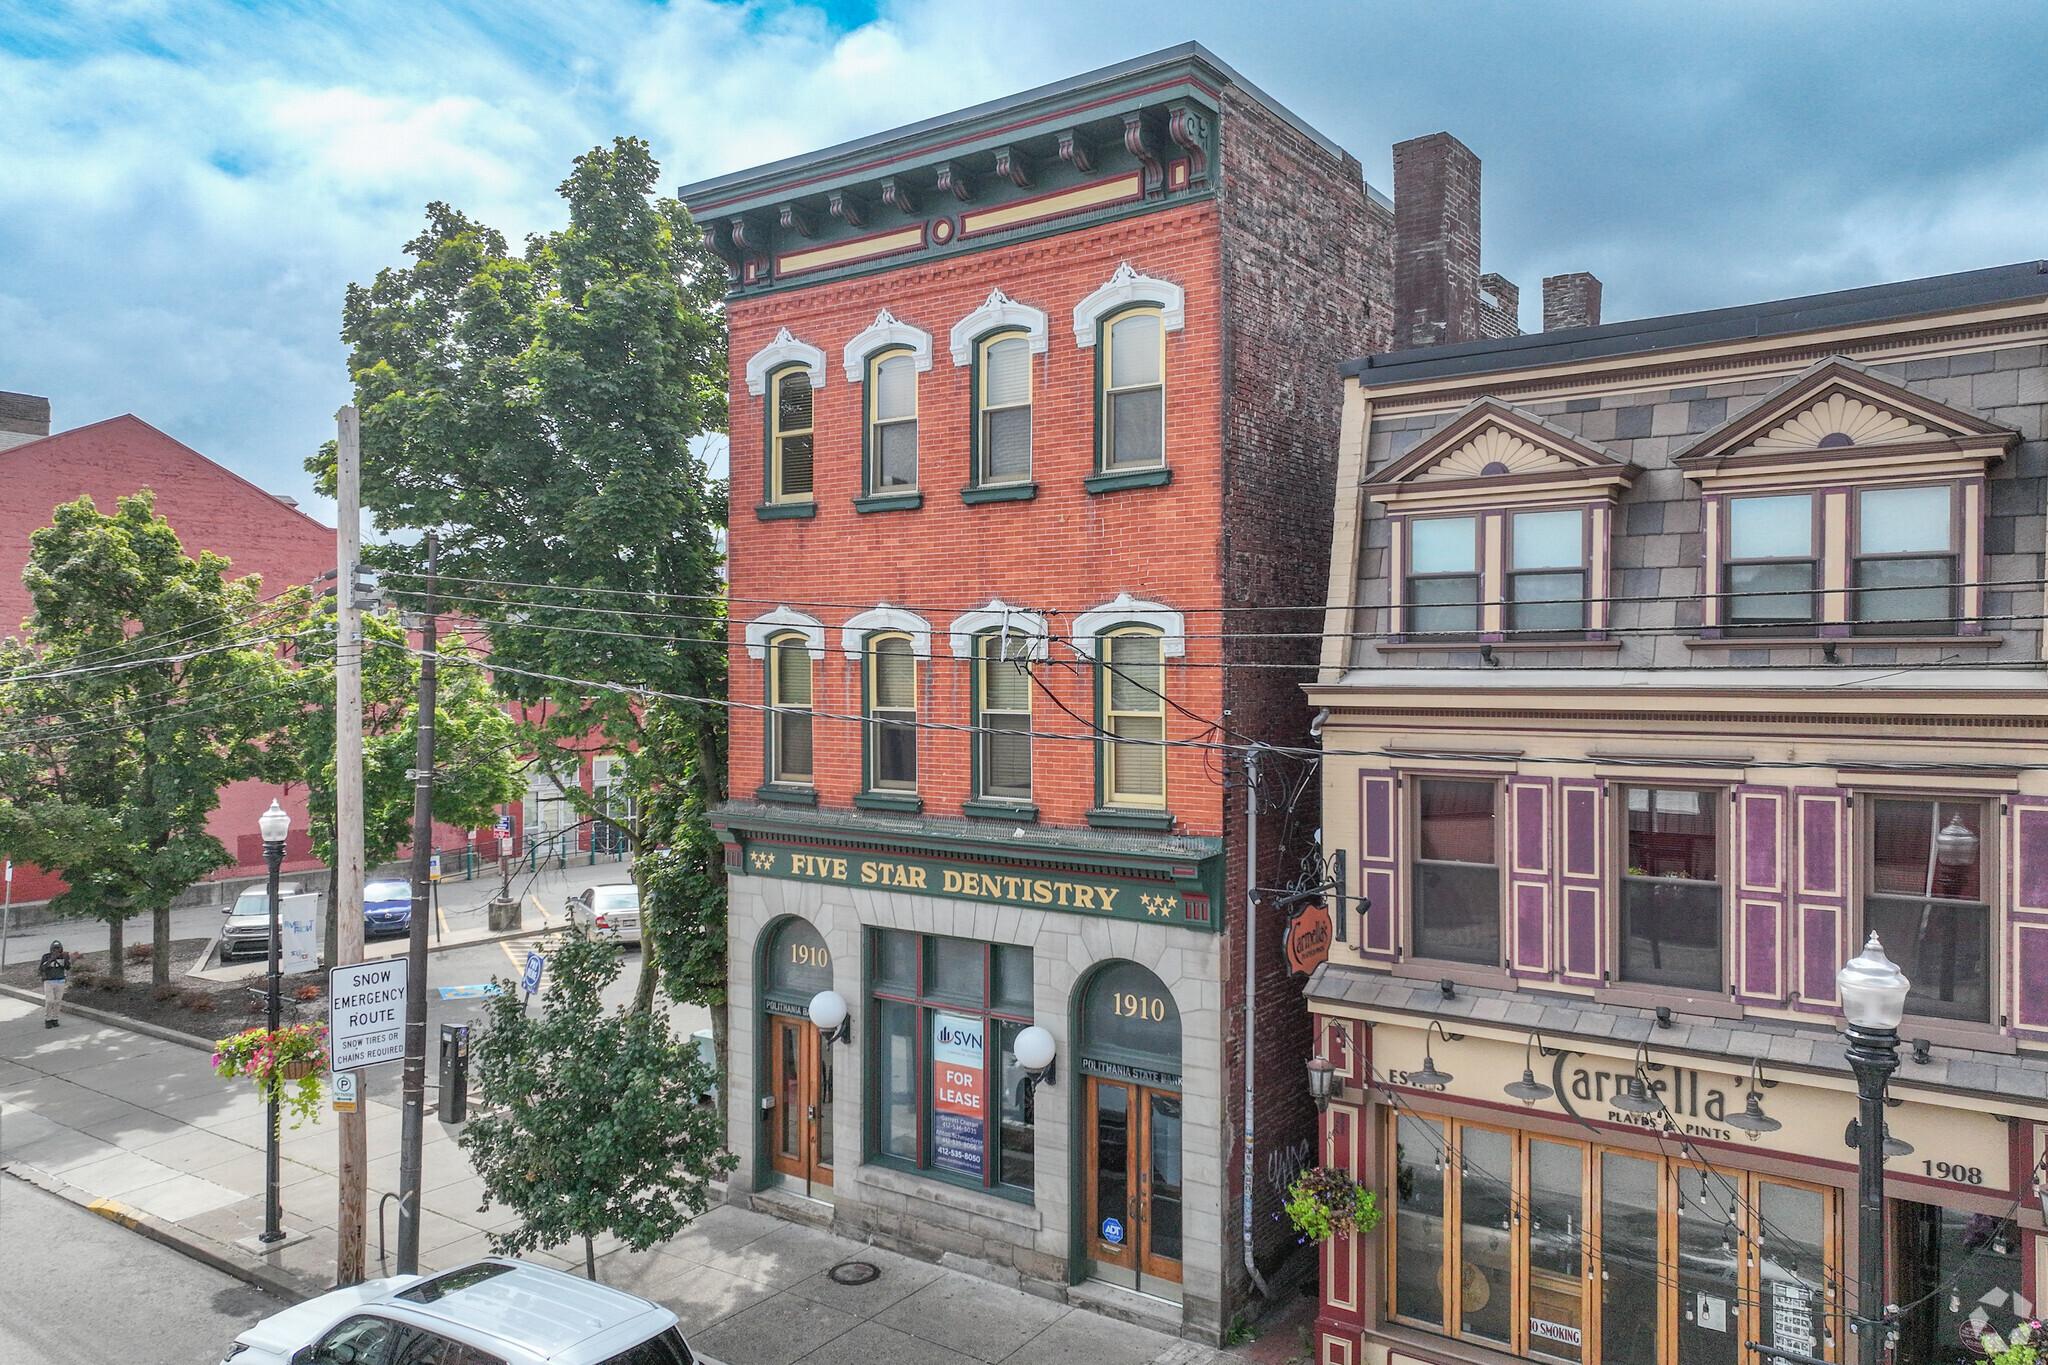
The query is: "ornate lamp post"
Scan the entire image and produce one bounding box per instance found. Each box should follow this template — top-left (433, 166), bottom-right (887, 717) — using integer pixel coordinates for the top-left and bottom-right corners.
top-left (258, 799), bottom-right (291, 1244)
top-left (1838, 933), bottom-right (1912, 1365)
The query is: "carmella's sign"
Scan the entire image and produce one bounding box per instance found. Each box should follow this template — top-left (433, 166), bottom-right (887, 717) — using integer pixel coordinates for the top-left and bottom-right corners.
top-left (329, 959), bottom-right (410, 1070)
top-left (931, 1011), bottom-right (986, 1179)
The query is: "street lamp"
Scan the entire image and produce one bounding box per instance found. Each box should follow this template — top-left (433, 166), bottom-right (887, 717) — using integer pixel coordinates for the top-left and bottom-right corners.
top-left (1014, 1025), bottom-right (1058, 1092)
top-left (808, 989), bottom-right (850, 1046)
top-left (258, 799), bottom-right (290, 1245)
top-left (1838, 932), bottom-right (1911, 1365)
top-left (1306, 1055), bottom-right (1338, 1113)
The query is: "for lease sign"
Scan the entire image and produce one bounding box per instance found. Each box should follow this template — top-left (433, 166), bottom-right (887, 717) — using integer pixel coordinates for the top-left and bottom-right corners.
top-left (931, 1012), bottom-right (986, 1179)
top-left (329, 960), bottom-right (409, 1069)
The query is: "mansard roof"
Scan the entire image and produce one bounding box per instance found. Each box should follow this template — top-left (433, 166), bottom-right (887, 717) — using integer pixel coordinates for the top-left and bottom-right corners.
top-left (1673, 355), bottom-right (2018, 470)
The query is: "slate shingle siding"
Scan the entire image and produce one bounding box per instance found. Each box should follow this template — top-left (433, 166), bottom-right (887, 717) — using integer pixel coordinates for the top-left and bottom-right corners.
top-left (1352, 343), bottom-right (2048, 668)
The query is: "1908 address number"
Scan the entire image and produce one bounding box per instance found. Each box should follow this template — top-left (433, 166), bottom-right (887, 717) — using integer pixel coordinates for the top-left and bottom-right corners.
top-left (1923, 1160), bottom-right (1985, 1185)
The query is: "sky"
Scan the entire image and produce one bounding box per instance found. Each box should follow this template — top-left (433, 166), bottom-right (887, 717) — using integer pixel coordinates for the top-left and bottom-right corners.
top-left (3, 1), bottom-right (2045, 526)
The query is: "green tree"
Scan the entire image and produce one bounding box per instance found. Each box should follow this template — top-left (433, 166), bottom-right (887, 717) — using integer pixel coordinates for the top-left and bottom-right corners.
top-left (461, 931), bottom-right (732, 1279)
top-left (313, 136), bottom-right (730, 1023)
top-left (0, 494), bottom-right (301, 983)
top-left (290, 607), bottom-right (524, 964)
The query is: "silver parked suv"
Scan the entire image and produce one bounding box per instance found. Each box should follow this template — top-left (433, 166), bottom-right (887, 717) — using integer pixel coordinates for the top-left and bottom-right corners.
top-left (221, 1259), bottom-right (695, 1365)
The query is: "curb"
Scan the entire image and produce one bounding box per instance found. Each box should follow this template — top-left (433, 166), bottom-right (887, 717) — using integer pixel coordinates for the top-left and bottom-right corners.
top-left (0, 981), bottom-right (217, 1051)
top-left (3, 1162), bottom-right (317, 1304)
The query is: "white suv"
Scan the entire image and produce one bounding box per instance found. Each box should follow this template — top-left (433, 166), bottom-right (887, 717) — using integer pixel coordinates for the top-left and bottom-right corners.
top-left (220, 1259), bottom-right (696, 1365)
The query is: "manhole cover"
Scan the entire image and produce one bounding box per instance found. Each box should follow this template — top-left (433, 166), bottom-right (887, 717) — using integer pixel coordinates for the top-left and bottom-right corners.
top-left (828, 1260), bottom-right (880, 1286)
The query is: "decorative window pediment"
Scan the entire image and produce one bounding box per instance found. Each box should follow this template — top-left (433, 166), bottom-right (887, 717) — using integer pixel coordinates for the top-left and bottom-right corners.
top-left (1366, 398), bottom-right (1638, 513)
top-left (1676, 357), bottom-right (2016, 484)
top-left (1069, 592), bottom-right (1186, 659)
top-left (947, 598), bottom-right (1050, 660)
top-left (949, 289), bottom-right (1049, 366)
top-left (744, 328), bottom-right (827, 397)
top-left (843, 308), bottom-right (933, 383)
top-left (1073, 263), bottom-right (1185, 346)
top-left (841, 605), bottom-right (932, 659)
top-left (743, 605), bottom-right (826, 660)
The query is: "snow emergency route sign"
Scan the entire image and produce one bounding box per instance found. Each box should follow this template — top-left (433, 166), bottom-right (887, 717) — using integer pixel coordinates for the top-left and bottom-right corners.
top-left (329, 960), bottom-right (409, 1069)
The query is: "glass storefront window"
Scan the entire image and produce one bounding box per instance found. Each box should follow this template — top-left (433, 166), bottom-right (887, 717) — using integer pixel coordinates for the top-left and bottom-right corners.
top-left (1896, 1202), bottom-right (2024, 1365)
top-left (1388, 1115), bottom-right (1841, 1365)
top-left (868, 930), bottom-right (1035, 1197)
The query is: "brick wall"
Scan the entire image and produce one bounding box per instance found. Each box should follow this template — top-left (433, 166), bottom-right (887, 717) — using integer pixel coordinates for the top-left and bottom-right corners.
top-left (1214, 85), bottom-right (1393, 1297)
top-left (1392, 132), bottom-right (1482, 349)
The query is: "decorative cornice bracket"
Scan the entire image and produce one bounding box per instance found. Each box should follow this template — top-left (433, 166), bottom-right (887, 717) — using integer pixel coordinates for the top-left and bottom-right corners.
top-left (777, 203), bottom-right (815, 238)
top-left (828, 190), bottom-right (866, 229)
top-left (1056, 129), bottom-right (1094, 174)
top-left (935, 162), bottom-right (975, 203)
top-left (881, 176), bottom-right (919, 216)
top-left (992, 145), bottom-right (1032, 189)
top-left (1166, 103), bottom-right (1209, 187)
top-left (1123, 111), bottom-right (1164, 197)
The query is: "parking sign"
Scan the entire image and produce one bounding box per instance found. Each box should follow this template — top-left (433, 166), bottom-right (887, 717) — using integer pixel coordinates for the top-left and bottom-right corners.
top-left (329, 959), bottom-right (409, 1069)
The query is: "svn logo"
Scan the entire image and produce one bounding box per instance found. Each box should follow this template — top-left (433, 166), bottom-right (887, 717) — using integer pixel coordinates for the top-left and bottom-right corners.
top-left (936, 1023), bottom-right (984, 1051)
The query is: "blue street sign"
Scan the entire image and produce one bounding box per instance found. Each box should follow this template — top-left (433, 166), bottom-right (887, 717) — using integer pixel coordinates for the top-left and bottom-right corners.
top-left (437, 983), bottom-right (501, 1000)
top-left (494, 814), bottom-right (512, 834)
top-left (521, 950), bottom-right (544, 996)
top-left (1101, 1216), bottom-right (1125, 1245)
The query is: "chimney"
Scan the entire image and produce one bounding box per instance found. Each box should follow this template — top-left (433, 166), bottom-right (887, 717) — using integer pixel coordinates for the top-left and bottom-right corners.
top-left (1478, 273), bottom-right (1521, 340)
top-left (0, 391), bottom-right (50, 451)
top-left (1392, 132), bottom-right (1482, 349)
top-left (1542, 272), bottom-right (1603, 331)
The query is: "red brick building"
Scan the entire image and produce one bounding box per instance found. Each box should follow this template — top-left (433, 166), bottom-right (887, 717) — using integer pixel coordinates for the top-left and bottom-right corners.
top-left (0, 409), bottom-right (332, 902)
top-left (686, 44), bottom-right (1392, 1342)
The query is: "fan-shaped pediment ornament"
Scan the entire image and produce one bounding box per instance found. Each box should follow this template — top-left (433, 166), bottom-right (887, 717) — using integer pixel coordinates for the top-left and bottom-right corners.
top-left (1418, 426), bottom-right (1573, 480)
top-left (1746, 392), bottom-right (1932, 452)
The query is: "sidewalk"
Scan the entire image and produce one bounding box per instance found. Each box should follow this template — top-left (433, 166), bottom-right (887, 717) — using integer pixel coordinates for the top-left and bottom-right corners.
top-left (0, 992), bottom-right (1237, 1365)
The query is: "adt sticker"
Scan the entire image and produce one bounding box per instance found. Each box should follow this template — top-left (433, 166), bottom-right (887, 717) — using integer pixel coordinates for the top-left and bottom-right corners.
top-left (1102, 1217), bottom-right (1125, 1245)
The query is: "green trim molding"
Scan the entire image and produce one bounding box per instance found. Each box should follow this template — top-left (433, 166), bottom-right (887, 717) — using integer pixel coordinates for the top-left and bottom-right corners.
top-left (961, 482), bottom-right (1038, 505)
top-left (1083, 467), bottom-right (1172, 495)
top-left (756, 501), bottom-right (817, 520)
top-left (963, 798), bottom-right (1038, 822)
top-left (853, 492), bottom-right (923, 514)
top-left (1086, 807), bottom-right (1175, 831)
top-left (753, 784), bottom-right (819, 806)
top-left (711, 801), bottom-right (1224, 932)
top-left (854, 791), bottom-right (923, 813)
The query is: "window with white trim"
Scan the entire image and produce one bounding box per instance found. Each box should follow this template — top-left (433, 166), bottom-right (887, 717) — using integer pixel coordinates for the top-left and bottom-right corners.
top-left (977, 332), bottom-right (1032, 485)
top-left (975, 631), bottom-right (1032, 802)
top-left (865, 633), bottom-right (917, 791)
top-left (769, 368), bottom-right (814, 504)
top-left (1101, 310), bottom-right (1165, 471)
top-left (868, 349), bottom-right (918, 493)
top-left (1099, 627), bottom-right (1166, 807)
top-left (767, 633), bottom-right (813, 785)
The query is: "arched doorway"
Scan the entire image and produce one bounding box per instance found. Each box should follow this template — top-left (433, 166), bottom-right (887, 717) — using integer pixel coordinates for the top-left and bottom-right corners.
top-left (1079, 961), bottom-right (1182, 1298)
top-left (762, 918), bottom-right (834, 1197)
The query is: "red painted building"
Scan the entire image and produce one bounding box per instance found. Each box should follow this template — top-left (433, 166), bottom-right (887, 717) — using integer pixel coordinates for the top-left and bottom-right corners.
top-left (686, 44), bottom-right (1392, 1343)
top-left (0, 409), bottom-right (332, 902)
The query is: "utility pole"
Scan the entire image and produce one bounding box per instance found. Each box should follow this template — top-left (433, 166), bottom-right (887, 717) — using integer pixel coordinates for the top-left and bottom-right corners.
top-left (395, 531), bottom-right (438, 1275)
top-left (334, 407), bottom-right (369, 1284)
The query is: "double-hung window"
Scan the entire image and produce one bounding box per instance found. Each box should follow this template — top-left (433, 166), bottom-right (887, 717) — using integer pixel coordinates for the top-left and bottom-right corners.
top-left (1724, 492), bottom-right (1817, 629)
top-left (767, 633), bottom-right (813, 785)
top-left (1406, 517), bottom-right (1480, 636)
top-left (1507, 509), bottom-right (1586, 633)
top-left (1100, 628), bottom-right (1166, 808)
top-left (1854, 485), bottom-right (1956, 633)
top-left (868, 349), bottom-right (918, 492)
top-left (977, 333), bottom-right (1033, 485)
top-left (1102, 310), bottom-right (1165, 470)
top-left (975, 632), bottom-right (1032, 802)
top-left (1866, 797), bottom-right (1988, 1022)
top-left (1411, 778), bottom-right (1499, 966)
top-left (769, 368), bottom-right (814, 504)
top-left (870, 930), bottom-right (1036, 1196)
top-left (866, 634), bottom-right (917, 791)
top-left (1618, 787), bottom-right (1722, 992)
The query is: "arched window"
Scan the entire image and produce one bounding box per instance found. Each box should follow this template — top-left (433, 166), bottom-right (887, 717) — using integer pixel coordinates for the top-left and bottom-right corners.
top-left (866, 632), bottom-right (917, 791)
top-left (769, 367), bottom-right (815, 505)
top-left (767, 631), bottom-right (813, 785)
top-left (1099, 627), bottom-right (1166, 808)
top-left (867, 349), bottom-right (919, 493)
top-left (1101, 308), bottom-right (1165, 471)
top-left (975, 630), bottom-right (1032, 802)
top-left (976, 331), bottom-right (1033, 486)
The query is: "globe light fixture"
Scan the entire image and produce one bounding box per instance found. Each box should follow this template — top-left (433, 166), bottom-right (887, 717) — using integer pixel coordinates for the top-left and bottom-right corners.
top-left (1934, 814), bottom-right (1980, 868)
top-left (808, 989), bottom-right (850, 1045)
top-left (1014, 1025), bottom-right (1058, 1090)
top-left (258, 799), bottom-right (291, 847)
top-left (1306, 1056), bottom-right (1338, 1113)
top-left (1837, 933), bottom-right (1911, 1031)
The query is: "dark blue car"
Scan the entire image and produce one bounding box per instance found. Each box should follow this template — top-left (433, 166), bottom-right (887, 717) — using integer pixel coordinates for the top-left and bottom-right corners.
top-left (363, 879), bottom-right (413, 938)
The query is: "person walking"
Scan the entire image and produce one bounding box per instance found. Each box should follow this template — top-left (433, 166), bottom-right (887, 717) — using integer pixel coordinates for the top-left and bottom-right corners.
top-left (38, 939), bottom-right (69, 1028)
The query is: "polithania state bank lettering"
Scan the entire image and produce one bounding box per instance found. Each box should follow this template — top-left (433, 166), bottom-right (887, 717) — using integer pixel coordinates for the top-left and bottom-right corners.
top-left (740, 842), bottom-right (1217, 929)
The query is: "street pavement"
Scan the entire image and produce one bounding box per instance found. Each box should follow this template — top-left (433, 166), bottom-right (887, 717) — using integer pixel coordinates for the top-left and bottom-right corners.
top-left (0, 968), bottom-right (1237, 1365)
top-left (0, 1173), bottom-right (285, 1364)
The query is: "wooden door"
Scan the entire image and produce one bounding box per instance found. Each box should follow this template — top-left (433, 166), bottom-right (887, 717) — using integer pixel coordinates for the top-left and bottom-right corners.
top-left (767, 1016), bottom-right (833, 1192)
top-left (1085, 1077), bottom-right (1182, 1284)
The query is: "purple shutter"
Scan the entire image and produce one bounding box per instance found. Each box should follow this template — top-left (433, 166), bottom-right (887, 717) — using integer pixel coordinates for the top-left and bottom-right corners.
top-left (2007, 801), bottom-right (2048, 1038)
top-left (2012, 922), bottom-right (2048, 1036)
top-left (1735, 786), bottom-right (1788, 1004)
top-left (1356, 770), bottom-right (1399, 960)
top-left (1557, 779), bottom-right (1606, 986)
top-left (1507, 777), bottom-right (1553, 977)
top-left (2012, 801), bottom-right (2048, 915)
top-left (1792, 789), bottom-right (1848, 1014)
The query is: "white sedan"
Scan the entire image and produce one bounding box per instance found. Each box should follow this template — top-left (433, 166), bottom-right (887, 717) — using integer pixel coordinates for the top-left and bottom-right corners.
top-left (566, 884), bottom-right (641, 946)
top-left (221, 1259), bottom-right (698, 1365)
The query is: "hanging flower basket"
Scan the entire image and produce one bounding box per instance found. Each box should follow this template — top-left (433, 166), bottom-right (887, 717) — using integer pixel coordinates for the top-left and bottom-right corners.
top-left (213, 1022), bottom-right (330, 1128)
top-left (1284, 1165), bottom-right (1382, 1244)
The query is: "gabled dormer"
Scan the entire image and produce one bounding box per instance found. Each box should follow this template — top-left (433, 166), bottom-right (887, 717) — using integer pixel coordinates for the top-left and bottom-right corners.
top-left (1677, 357), bottom-right (2020, 640)
top-left (1365, 398), bottom-right (1640, 645)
